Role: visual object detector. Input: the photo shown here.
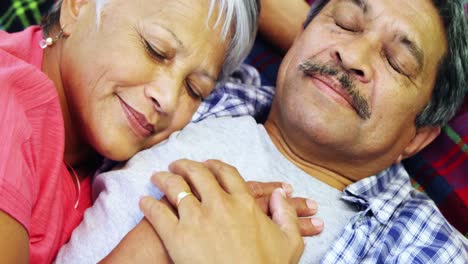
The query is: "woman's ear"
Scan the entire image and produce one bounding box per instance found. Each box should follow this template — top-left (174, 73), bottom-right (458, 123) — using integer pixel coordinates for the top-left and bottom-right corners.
top-left (395, 126), bottom-right (441, 163)
top-left (59, 0), bottom-right (90, 33)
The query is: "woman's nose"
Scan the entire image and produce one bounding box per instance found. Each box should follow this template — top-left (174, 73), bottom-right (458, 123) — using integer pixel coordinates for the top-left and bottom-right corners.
top-left (144, 78), bottom-right (182, 115)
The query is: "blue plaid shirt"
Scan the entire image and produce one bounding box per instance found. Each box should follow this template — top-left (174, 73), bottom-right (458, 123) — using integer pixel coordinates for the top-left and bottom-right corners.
top-left (198, 66), bottom-right (467, 263)
top-left (192, 64), bottom-right (274, 123)
top-left (321, 164), bottom-right (468, 263)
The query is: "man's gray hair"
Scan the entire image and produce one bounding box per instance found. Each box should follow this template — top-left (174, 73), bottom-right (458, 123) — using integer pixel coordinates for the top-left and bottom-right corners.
top-left (41, 0), bottom-right (260, 81)
top-left (303, 0), bottom-right (468, 127)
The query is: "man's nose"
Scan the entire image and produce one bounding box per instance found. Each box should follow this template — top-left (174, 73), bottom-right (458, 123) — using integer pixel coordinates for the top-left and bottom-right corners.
top-left (332, 36), bottom-right (377, 83)
top-left (144, 76), bottom-right (182, 115)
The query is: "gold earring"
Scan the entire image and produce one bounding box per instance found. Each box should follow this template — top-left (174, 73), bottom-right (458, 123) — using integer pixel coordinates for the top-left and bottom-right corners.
top-left (39, 26), bottom-right (67, 49)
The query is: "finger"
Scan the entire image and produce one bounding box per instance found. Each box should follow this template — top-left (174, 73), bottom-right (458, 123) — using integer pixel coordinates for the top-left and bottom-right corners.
top-left (259, 197), bottom-right (318, 217)
top-left (202, 159), bottom-right (249, 194)
top-left (298, 217), bottom-right (324, 237)
top-left (288, 197), bottom-right (317, 217)
top-left (247, 181), bottom-right (293, 198)
top-left (161, 196), bottom-right (178, 217)
top-left (139, 196), bottom-right (178, 242)
top-left (255, 195), bottom-right (271, 214)
top-left (151, 172), bottom-right (199, 216)
top-left (169, 159), bottom-right (225, 200)
top-left (269, 188), bottom-right (303, 258)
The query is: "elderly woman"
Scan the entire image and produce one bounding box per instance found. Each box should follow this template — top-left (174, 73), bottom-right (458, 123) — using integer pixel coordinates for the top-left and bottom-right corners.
top-left (0, 0), bottom-right (322, 262)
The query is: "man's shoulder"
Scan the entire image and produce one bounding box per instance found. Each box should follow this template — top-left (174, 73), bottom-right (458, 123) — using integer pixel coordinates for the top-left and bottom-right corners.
top-left (340, 165), bottom-right (467, 263)
top-left (368, 179), bottom-right (468, 262)
top-left (176, 116), bottom-right (260, 143)
top-left (385, 193), bottom-right (468, 262)
top-left (378, 165), bottom-right (467, 250)
top-left (328, 186), bottom-right (467, 263)
top-left (123, 116), bottom-right (263, 176)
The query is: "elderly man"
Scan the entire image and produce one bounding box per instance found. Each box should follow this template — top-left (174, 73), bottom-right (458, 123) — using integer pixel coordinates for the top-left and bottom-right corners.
top-left (57, 0), bottom-right (467, 263)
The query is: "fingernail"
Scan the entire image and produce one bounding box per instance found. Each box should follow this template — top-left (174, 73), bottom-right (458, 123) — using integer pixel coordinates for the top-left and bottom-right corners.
top-left (311, 218), bottom-right (324, 228)
top-left (306, 199), bottom-right (317, 211)
top-left (281, 183), bottom-right (293, 196)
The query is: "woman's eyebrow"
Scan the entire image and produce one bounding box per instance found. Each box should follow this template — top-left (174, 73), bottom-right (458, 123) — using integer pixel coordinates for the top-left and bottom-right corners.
top-left (150, 22), bottom-right (183, 48)
top-left (198, 70), bottom-right (216, 82)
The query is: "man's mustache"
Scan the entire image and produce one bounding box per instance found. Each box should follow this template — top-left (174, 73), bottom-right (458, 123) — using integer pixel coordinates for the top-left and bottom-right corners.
top-left (299, 59), bottom-right (371, 120)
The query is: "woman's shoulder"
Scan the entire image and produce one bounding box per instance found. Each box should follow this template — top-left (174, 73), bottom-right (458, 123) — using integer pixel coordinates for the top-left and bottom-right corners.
top-left (0, 26), bottom-right (54, 107)
top-left (0, 26), bottom-right (44, 67)
top-left (0, 41), bottom-right (64, 173)
top-left (158, 116), bottom-right (262, 156)
top-left (0, 36), bottom-right (67, 256)
top-left (0, 46), bottom-right (58, 112)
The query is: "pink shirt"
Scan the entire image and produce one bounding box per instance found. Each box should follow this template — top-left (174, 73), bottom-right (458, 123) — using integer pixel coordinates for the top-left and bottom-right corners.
top-left (0, 26), bottom-right (92, 263)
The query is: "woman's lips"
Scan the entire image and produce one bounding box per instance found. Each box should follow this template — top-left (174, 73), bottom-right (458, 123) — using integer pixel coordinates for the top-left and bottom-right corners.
top-left (118, 96), bottom-right (155, 138)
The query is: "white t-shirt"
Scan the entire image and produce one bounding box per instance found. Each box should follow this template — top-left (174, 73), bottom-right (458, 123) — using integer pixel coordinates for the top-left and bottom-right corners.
top-left (56, 116), bottom-right (357, 263)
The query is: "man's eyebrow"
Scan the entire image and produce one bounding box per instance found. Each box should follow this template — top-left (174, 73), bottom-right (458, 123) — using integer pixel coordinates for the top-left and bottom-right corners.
top-left (401, 36), bottom-right (425, 73)
top-left (343, 0), bottom-right (369, 14)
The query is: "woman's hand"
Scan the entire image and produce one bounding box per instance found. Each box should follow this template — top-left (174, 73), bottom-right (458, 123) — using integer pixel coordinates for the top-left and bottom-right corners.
top-left (139, 159), bottom-right (306, 264)
top-left (101, 161), bottom-right (322, 263)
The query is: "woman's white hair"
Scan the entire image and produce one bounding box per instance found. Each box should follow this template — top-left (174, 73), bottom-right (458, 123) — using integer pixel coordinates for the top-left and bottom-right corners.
top-left (42, 0), bottom-right (260, 81)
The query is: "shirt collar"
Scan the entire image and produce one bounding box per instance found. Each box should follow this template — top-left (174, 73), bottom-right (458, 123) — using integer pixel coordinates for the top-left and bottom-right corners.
top-left (0, 26), bottom-right (44, 70)
top-left (342, 163), bottom-right (413, 224)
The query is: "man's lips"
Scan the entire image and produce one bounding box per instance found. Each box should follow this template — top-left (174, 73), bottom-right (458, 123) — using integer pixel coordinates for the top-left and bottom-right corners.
top-left (309, 74), bottom-right (357, 112)
top-left (118, 96), bottom-right (155, 138)
top-left (299, 60), bottom-right (371, 119)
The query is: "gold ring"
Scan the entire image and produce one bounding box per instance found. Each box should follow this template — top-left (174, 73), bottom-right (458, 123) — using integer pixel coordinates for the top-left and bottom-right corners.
top-left (176, 191), bottom-right (193, 207)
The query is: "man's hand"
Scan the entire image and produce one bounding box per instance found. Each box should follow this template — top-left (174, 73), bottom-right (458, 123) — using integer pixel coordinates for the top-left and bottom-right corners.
top-left (246, 181), bottom-right (323, 236)
top-left (139, 159), bottom-right (305, 264)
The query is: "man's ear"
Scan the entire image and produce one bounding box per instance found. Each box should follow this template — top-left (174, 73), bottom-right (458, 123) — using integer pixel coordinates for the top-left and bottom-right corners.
top-left (395, 126), bottom-right (441, 163)
top-left (59, 0), bottom-right (89, 33)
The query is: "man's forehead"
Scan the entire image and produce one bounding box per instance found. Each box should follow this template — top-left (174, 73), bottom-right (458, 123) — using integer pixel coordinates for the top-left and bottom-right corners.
top-left (330, 0), bottom-right (442, 32)
top-left (324, 0), bottom-right (447, 73)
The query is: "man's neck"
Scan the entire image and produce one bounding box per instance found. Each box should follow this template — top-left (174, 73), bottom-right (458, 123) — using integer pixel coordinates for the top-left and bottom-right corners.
top-left (264, 119), bottom-right (354, 191)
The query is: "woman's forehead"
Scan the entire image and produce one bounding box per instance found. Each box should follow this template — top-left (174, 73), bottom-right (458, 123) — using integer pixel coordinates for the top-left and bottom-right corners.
top-left (103, 0), bottom-right (229, 39)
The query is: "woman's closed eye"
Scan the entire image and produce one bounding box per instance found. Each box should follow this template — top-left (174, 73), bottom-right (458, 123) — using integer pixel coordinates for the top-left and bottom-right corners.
top-left (142, 38), bottom-right (167, 61)
top-left (185, 80), bottom-right (203, 101)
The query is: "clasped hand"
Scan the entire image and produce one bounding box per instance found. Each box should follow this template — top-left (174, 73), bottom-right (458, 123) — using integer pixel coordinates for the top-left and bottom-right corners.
top-left (139, 159), bottom-right (323, 264)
